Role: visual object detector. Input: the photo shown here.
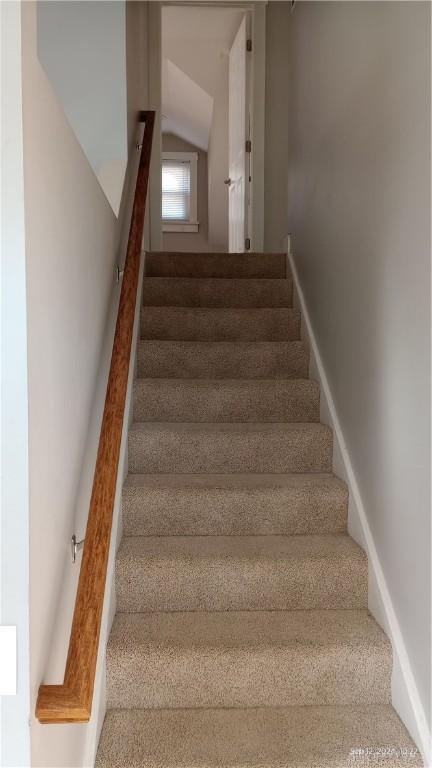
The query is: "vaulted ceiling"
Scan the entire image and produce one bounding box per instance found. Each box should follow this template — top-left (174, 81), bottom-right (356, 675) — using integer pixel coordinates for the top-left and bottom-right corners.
top-left (162, 6), bottom-right (244, 150)
top-left (162, 58), bottom-right (213, 151)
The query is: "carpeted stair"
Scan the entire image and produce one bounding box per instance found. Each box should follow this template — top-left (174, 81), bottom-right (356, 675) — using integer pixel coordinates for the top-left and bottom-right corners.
top-left (96, 252), bottom-right (421, 768)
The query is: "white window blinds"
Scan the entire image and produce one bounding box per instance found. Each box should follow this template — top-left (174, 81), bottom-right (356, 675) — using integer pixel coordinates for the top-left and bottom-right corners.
top-left (162, 159), bottom-right (191, 221)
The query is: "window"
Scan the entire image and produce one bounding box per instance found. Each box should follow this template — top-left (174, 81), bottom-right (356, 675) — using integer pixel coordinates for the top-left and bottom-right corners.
top-left (162, 152), bottom-right (198, 232)
top-left (162, 160), bottom-right (190, 221)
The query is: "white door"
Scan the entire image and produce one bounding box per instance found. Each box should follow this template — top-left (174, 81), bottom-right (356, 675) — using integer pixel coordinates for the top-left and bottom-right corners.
top-left (228, 16), bottom-right (249, 253)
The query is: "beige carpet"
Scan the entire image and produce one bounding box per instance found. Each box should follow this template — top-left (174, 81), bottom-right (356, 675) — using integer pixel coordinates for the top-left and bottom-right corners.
top-left (96, 252), bottom-right (421, 768)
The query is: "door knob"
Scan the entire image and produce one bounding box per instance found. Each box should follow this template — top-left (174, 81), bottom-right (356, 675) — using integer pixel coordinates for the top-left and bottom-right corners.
top-left (224, 178), bottom-right (232, 186)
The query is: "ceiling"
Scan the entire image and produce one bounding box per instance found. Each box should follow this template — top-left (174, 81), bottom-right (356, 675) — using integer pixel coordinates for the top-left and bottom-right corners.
top-left (162, 59), bottom-right (214, 151)
top-left (163, 6), bottom-right (246, 45)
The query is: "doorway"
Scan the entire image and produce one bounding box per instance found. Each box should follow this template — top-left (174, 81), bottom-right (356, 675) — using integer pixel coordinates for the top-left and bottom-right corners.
top-left (153, 2), bottom-right (265, 254)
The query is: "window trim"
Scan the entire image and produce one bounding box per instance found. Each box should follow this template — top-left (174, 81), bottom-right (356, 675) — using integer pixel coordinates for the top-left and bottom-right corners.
top-left (162, 151), bottom-right (198, 233)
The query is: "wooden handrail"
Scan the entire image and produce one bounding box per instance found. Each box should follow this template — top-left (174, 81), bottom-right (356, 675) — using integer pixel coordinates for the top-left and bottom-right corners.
top-left (36, 111), bottom-right (155, 724)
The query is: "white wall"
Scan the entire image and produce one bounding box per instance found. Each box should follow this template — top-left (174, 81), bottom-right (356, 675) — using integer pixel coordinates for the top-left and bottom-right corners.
top-left (126, 1), bottom-right (148, 154)
top-left (37, 1), bottom-right (128, 215)
top-left (287, 0), bottom-right (430, 749)
top-left (249, 2), bottom-right (266, 254)
top-left (16, 2), bottom-right (149, 765)
top-left (264, 2), bottom-right (289, 252)
top-left (124, 0), bottom-right (150, 254)
top-left (207, 68), bottom-right (230, 251)
top-left (1, 2), bottom-right (31, 765)
top-left (148, 1), bottom-right (163, 252)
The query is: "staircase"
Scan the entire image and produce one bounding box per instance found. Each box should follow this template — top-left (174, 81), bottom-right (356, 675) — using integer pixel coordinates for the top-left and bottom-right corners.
top-left (96, 252), bottom-right (421, 767)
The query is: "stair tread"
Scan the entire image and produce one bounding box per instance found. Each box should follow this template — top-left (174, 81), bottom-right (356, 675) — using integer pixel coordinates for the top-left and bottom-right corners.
top-left (117, 533), bottom-right (365, 568)
top-left (147, 252), bottom-right (286, 256)
top-left (133, 378), bottom-right (320, 423)
top-left (116, 532), bottom-right (366, 611)
top-left (139, 339), bottom-right (306, 348)
top-left (134, 376), bottom-right (317, 386)
top-left (138, 339), bottom-right (309, 379)
top-left (141, 307), bottom-right (299, 318)
top-left (96, 705), bottom-right (421, 768)
top-left (145, 251), bottom-right (286, 278)
top-left (141, 307), bottom-right (301, 342)
top-left (124, 471), bottom-right (346, 491)
top-left (147, 251), bottom-right (285, 256)
top-left (143, 275), bottom-right (290, 281)
top-left (106, 608), bottom-right (390, 709)
top-left (143, 276), bottom-right (290, 282)
top-left (129, 420), bottom-right (330, 434)
top-left (142, 307), bottom-right (298, 314)
top-left (106, 609), bottom-right (391, 708)
top-left (128, 422), bottom-right (332, 476)
top-left (122, 472), bottom-right (348, 536)
top-left (143, 276), bottom-right (293, 307)
top-left (108, 608), bottom-right (388, 651)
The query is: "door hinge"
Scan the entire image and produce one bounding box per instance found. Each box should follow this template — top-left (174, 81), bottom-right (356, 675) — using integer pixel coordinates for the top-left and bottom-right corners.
top-left (245, 237), bottom-right (251, 251)
top-left (245, 139), bottom-right (252, 153)
top-left (246, 38), bottom-right (252, 52)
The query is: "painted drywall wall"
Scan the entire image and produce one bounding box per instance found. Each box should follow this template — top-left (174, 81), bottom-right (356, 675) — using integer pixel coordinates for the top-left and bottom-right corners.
top-left (148, 1), bottom-right (163, 252)
top-left (1, 2), bottom-right (31, 765)
top-left (287, 0), bottom-right (430, 740)
top-left (249, 2), bottom-right (266, 253)
top-left (37, 1), bottom-right (128, 215)
top-left (264, 1), bottom-right (289, 252)
top-left (126, 1), bottom-right (148, 155)
top-left (124, 0), bottom-right (150, 253)
top-left (20, 2), bottom-right (149, 765)
top-left (162, 133), bottom-right (210, 252)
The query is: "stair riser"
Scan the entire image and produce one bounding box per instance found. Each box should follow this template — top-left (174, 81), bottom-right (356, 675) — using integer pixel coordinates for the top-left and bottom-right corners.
top-left (133, 380), bottom-right (320, 422)
top-left (116, 550), bottom-right (367, 612)
top-left (96, 706), bottom-right (423, 768)
top-left (141, 308), bottom-right (300, 342)
top-left (122, 483), bottom-right (348, 536)
top-left (107, 645), bottom-right (391, 709)
top-left (145, 252), bottom-right (286, 278)
top-left (128, 426), bottom-right (333, 473)
top-left (142, 278), bottom-right (293, 307)
top-left (138, 341), bottom-right (309, 379)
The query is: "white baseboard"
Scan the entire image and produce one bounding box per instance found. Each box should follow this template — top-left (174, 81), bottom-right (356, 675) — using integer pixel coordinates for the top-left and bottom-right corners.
top-left (286, 237), bottom-right (431, 766)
